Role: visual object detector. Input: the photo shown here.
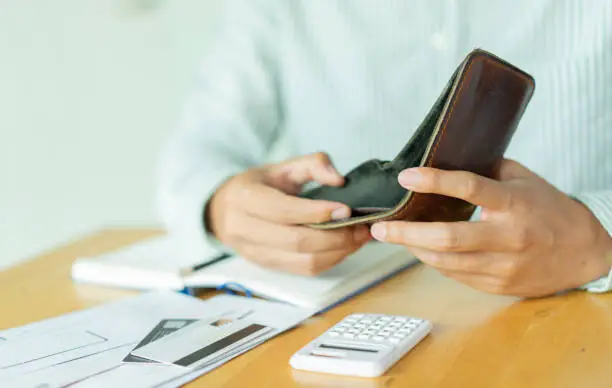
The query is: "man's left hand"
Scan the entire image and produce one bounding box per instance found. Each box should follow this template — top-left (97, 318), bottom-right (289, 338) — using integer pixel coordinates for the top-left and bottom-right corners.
top-left (370, 159), bottom-right (612, 297)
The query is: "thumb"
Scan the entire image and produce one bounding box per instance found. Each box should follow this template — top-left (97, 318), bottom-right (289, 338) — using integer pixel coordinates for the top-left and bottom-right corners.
top-left (270, 152), bottom-right (345, 189)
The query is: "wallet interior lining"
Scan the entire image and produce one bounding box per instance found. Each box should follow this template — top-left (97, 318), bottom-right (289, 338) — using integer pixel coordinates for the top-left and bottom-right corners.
top-left (298, 58), bottom-right (466, 226)
top-left (300, 78), bottom-right (453, 211)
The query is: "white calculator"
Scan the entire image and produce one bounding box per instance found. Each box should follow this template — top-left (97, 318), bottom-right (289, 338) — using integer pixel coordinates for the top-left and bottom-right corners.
top-left (290, 313), bottom-right (431, 377)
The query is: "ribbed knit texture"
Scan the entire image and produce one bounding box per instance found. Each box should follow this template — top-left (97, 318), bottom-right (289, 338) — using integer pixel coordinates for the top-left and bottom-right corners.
top-left (157, 0), bottom-right (612, 255)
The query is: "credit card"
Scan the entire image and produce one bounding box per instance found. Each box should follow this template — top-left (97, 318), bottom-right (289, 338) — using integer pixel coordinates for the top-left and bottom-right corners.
top-left (123, 319), bottom-right (198, 363)
top-left (131, 319), bottom-right (274, 369)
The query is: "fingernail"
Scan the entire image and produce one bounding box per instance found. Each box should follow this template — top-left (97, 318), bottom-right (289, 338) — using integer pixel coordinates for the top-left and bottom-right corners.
top-left (398, 169), bottom-right (422, 189)
top-left (331, 207), bottom-right (350, 220)
top-left (370, 223), bottom-right (387, 241)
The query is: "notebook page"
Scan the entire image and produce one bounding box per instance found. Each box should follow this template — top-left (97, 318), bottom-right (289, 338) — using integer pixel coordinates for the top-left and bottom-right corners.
top-left (185, 242), bottom-right (407, 301)
top-left (74, 236), bottom-right (219, 274)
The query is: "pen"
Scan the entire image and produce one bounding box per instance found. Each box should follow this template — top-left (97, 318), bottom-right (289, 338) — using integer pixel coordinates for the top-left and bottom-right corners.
top-left (191, 252), bottom-right (232, 272)
top-left (180, 252), bottom-right (233, 296)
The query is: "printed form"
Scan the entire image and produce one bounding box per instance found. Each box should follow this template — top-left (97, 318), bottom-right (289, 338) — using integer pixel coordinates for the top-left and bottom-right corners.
top-left (0, 291), bottom-right (313, 387)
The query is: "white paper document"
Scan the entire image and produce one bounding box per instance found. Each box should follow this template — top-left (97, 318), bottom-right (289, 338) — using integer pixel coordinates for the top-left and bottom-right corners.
top-left (0, 291), bottom-right (313, 388)
top-left (0, 329), bottom-right (108, 370)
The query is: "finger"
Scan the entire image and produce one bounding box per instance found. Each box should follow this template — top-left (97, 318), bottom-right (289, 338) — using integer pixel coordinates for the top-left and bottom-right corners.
top-left (242, 182), bottom-right (351, 224)
top-left (235, 241), bottom-right (362, 276)
top-left (370, 220), bottom-right (509, 252)
top-left (407, 246), bottom-right (500, 275)
top-left (232, 216), bottom-right (371, 253)
top-left (272, 152), bottom-right (345, 188)
top-left (397, 167), bottom-right (512, 210)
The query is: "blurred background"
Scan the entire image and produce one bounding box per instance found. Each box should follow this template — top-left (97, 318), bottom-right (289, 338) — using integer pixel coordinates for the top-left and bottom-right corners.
top-left (0, 0), bottom-right (253, 269)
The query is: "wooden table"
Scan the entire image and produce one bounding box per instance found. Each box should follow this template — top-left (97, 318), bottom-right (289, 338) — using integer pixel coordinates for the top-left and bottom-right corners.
top-left (2, 229), bottom-right (612, 387)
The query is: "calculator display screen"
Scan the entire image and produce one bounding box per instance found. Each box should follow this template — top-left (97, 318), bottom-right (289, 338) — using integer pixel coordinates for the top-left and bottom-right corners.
top-left (319, 344), bottom-right (378, 353)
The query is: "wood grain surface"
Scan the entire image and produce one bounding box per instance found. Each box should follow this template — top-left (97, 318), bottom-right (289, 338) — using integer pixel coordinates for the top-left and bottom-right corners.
top-left (2, 229), bottom-right (612, 387)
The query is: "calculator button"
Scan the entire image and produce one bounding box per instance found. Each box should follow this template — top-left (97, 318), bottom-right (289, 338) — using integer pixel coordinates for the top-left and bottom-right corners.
top-left (360, 317), bottom-right (374, 323)
top-left (344, 319), bottom-right (358, 324)
top-left (388, 322), bottom-right (402, 328)
top-left (393, 332), bottom-right (407, 339)
top-left (393, 317), bottom-right (408, 322)
top-left (334, 328), bottom-right (346, 333)
top-left (358, 334), bottom-right (371, 340)
top-left (348, 329), bottom-right (360, 334)
top-left (354, 324), bottom-right (366, 329)
top-left (328, 332), bottom-right (340, 337)
top-left (388, 336), bottom-right (402, 344)
top-left (399, 328), bottom-right (412, 334)
top-left (373, 335), bottom-right (385, 341)
top-left (378, 316), bottom-right (392, 322)
top-left (343, 333), bottom-right (356, 339)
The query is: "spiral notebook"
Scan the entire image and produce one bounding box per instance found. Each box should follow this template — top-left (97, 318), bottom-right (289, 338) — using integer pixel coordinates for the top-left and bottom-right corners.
top-left (71, 236), bottom-right (417, 311)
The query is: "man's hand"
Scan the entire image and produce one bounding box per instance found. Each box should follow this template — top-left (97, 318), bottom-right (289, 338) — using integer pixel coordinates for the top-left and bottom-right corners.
top-left (207, 152), bottom-right (370, 275)
top-left (370, 159), bottom-right (612, 297)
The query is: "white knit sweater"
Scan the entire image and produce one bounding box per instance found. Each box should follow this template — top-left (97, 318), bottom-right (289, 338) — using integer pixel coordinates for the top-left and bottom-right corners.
top-left (157, 0), bottom-right (612, 255)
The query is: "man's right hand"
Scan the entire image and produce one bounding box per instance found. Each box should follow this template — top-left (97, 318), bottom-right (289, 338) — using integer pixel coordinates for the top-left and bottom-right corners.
top-left (206, 152), bottom-right (371, 275)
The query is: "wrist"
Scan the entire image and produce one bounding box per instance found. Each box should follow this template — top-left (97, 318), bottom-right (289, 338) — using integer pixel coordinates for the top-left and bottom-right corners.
top-left (578, 252), bottom-right (612, 293)
top-left (574, 199), bottom-right (612, 289)
top-left (203, 198), bottom-right (216, 235)
top-left (564, 198), bottom-right (612, 288)
top-left (203, 176), bottom-right (236, 238)
top-left (579, 251), bottom-right (611, 286)
top-left (204, 189), bottom-right (227, 238)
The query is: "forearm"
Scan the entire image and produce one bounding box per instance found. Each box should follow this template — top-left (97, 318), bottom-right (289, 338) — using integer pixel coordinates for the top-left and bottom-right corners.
top-left (156, 137), bottom-right (245, 254)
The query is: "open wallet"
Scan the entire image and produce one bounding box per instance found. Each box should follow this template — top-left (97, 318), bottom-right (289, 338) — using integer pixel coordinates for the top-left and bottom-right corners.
top-left (299, 48), bottom-right (535, 229)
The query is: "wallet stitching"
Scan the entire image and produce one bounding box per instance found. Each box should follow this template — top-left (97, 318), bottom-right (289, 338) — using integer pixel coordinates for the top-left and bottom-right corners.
top-left (426, 59), bottom-right (475, 168)
top-left (309, 52), bottom-right (534, 229)
top-left (310, 57), bottom-right (474, 229)
top-left (378, 57), bottom-right (478, 222)
top-left (382, 54), bottom-right (534, 223)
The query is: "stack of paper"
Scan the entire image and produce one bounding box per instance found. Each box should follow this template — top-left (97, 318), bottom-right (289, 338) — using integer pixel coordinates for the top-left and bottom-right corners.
top-left (0, 291), bottom-right (314, 387)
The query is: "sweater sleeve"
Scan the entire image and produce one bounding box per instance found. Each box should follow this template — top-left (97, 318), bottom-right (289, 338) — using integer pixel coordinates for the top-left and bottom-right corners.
top-left (573, 191), bottom-right (612, 237)
top-left (156, 0), bottom-right (285, 255)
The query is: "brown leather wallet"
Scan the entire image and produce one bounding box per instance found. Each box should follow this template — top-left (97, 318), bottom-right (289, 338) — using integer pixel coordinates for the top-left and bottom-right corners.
top-left (299, 48), bottom-right (535, 229)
